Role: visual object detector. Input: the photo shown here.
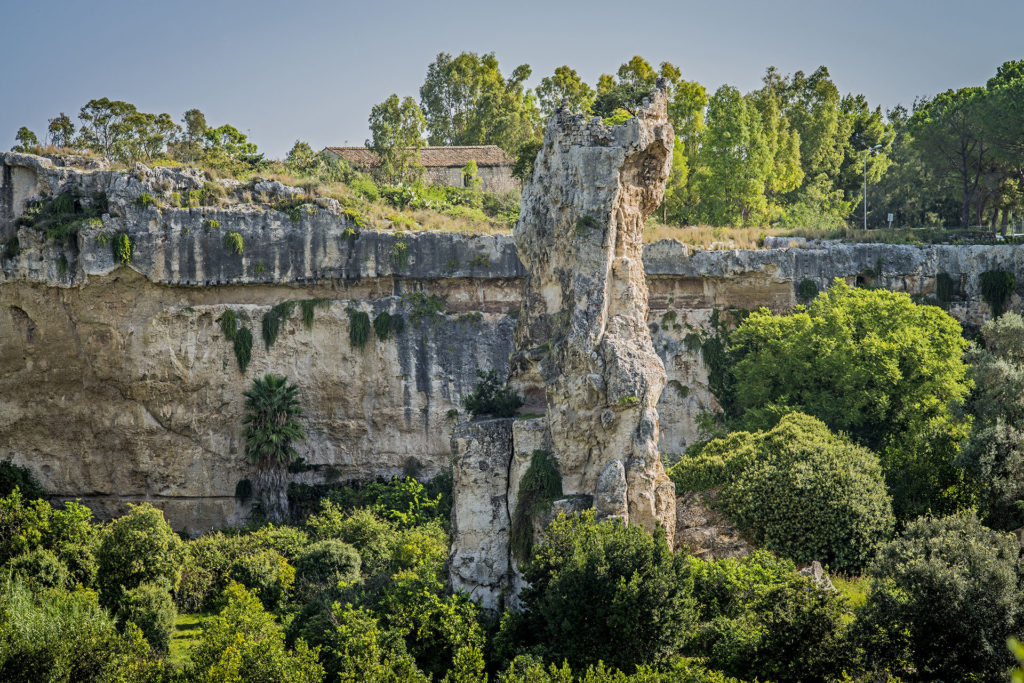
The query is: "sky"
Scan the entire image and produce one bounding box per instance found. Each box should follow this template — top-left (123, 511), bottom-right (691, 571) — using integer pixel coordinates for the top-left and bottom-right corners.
top-left (2, 0), bottom-right (1022, 159)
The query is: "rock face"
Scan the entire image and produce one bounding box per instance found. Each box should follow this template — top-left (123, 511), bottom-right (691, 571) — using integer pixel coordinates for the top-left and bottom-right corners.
top-left (674, 489), bottom-right (752, 559)
top-left (2, 150), bottom-right (1024, 536)
top-left (449, 84), bottom-right (678, 607)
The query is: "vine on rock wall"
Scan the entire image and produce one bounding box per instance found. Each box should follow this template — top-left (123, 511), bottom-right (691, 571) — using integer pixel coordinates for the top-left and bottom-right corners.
top-left (510, 450), bottom-right (562, 562)
top-left (980, 270), bottom-right (1016, 317)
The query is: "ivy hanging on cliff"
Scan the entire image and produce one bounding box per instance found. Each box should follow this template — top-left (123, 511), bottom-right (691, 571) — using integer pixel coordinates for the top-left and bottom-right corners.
top-left (262, 301), bottom-right (297, 349)
top-left (980, 270), bottom-right (1016, 317)
top-left (299, 298), bottom-right (330, 330)
top-left (348, 308), bottom-right (371, 349)
top-left (510, 450), bottom-right (562, 561)
top-left (234, 327), bottom-right (253, 373)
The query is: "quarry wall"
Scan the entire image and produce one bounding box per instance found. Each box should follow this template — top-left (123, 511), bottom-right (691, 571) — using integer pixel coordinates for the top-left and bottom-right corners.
top-left (2, 151), bottom-right (1022, 533)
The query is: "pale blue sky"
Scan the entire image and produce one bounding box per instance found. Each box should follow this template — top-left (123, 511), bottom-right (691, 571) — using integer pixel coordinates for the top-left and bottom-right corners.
top-left (3, 0), bottom-right (1021, 158)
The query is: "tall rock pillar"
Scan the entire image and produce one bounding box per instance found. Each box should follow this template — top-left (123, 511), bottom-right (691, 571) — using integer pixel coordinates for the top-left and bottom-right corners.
top-left (450, 82), bottom-right (677, 609)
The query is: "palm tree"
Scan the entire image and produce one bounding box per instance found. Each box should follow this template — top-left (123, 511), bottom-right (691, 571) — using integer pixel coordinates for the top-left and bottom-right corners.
top-left (242, 374), bottom-right (305, 522)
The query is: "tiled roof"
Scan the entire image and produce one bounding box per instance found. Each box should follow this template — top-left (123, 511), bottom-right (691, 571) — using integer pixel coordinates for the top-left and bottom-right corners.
top-left (322, 145), bottom-right (513, 168)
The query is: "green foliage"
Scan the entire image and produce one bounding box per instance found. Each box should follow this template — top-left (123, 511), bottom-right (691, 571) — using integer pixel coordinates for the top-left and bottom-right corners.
top-left (0, 581), bottom-right (155, 682)
top-left (796, 278), bottom-right (818, 301)
top-left (96, 503), bottom-right (184, 607)
top-left (501, 511), bottom-right (698, 672)
top-left (223, 230), bottom-right (244, 255)
top-left (730, 279), bottom-right (972, 520)
top-left (6, 548), bottom-right (70, 590)
top-left (116, 581), bottom-right (176, 654)
top-left (513, 139), bottom-right (543, 182)
top-left (298, 298), bottom-right (328, 330)
top-left (462, 369), bottom-right (523, 418)
top-left (11, 126), bottom-right (39, 152)
top-left (272, 196), bottom-right (315, 222)
top-left (308, 476), bottom-right (447, 530)
top-left (367, 94), bottom-right (427, 185)
top-left (188, 582), bottom-right (323, 682)
top-left (0, 491), bottom-right (98, 587)
top-left (242, 374), bottom-right (305, 467)
top-left (673, 413), bottom-right (895, 572)
top-left (688, 551), bottom-right (853, 682)
top-left (510, 450), bottom-right (563, 561)
top-left (134, 192), bottom-right (158, 209)
top-left (347, 308), bottom-right (371, 348)
top-left (204, 218), bottom-right (220, 230)
top-left (112, 233), bottom-right (132, 264)
top-left (980, 269), bottom-right (1016, 317)
top-left (233, 326), bottom-right (253, 373)
top-left (226, 549), bottom-right (295, 611)
top-left (372, 311), bottom-right (394, 340)
top-left (958, 312), bottom-right (1024, 528)
top-left (857, 511), bottom-right (1023, 681)
top-left (402, 291), bottom-right (446, 322)
top-left (262, 300), bottom-right (296, 349)
top-left (390, 234), bottom-right (410, 270)
top-left (293, 539), bottom-right (361, 600)
top-left (219, 309), bottom-right (238, 340)
top-left (0, 460), bottom-right (45, 499)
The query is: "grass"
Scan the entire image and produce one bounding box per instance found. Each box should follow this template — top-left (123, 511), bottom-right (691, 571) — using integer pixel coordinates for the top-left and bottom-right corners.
top-left (167, 611), bottom-right (216, 669)
top-left (832, 574), bottom-right (871, 610)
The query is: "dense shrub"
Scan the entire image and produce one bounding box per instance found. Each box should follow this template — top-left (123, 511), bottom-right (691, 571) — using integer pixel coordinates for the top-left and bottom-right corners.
top-left (293, 539), bottom-right (361, 600)
top-left (0, 492), bottom-right (98, 587)
top-left (96, 503), bottom-right (184, 607)
top-left (188, 582), bottom-right (323, 682)
top-left (688, 551), bottom-right (853, 682)
top-left (0, 460), bottom-right (45, 499)
top-left (729, 279), bottom-right (973, 519)
top-left (319, 602), bottom-right (427, 681)
top-left (312, 475), bottom-right (448, 529)
top-left (0, 581), bottom-right (156, 682)
top-left (305, 502), bottom-right (396, 572)
top-left (227, 548), bottom-right (295, 611)
top-left (670, 412), bottom-right (895, 572)
top-left (5, 548), bottom-right (69, 590)
top-left (857, 511), bottom-right (1024, 681)
top-left (498, 511), bottom-right (697, 672)
top-left (462, 368), bottom-right (523, 418)
top-left (958, 312), bottom-right (1024, 528)
top-left (496, 655), bottom-right (743, 682)
top-left (116, 581), bottom-right (176, 655)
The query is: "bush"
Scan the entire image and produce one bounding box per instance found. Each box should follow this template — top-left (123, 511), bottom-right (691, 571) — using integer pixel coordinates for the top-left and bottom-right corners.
top-left (227, 548), bottom-right (295, 611)
top-left (729, 279), bottom-right (972, 520)
top-left (117, 582), bottom-right (176, 655)
top-left (293, 539), bottom-right (361, 600)
top-left (857, 511), bottom-right (1024, 681)
top-left (96, 503), bottom-right (184, 607)
top-left (462, 369), bottom-right (523, 418)
top-left (979, 269), bottom-right (1016, 317)
top-left (0, 581), bottom-right (156, 682)
top-left (688, 552), bottom-right (853, 682)
top-left (499, 511), bottom-right (697, 672)
top-left (0, 461), bottom-right (45, 499)
top-left (958, 312), bottom-right (1024, 528)
top-left (671, 413), bottom-right (895, 572)
top-left (5, 548), bottom-right (69, 590)
top-left (0, 492), bottom-right (97, 588)
top-left (318, 602), bottom-right (427, 681)
top-left (188, 582), bottom-right (323, 682)
top-left (305, 503), bottom-right (396, 575)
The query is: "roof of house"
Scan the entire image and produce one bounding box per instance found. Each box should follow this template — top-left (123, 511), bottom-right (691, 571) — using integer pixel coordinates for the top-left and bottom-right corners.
top-left (322, 145), bottom-right (513, 168)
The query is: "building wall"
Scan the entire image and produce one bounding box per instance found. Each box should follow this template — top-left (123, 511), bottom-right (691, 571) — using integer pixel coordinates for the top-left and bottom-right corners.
top-left (424, 166), bottom-right (518, 194)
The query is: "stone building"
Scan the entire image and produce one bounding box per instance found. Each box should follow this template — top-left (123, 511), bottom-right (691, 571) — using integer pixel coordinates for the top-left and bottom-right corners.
top-left (321, 145), bottom-right (517, 193)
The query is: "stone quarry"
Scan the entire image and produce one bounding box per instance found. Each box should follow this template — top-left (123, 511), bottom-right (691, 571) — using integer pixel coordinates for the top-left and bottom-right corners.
top-left (1, 121), bottom-right (1023, 596)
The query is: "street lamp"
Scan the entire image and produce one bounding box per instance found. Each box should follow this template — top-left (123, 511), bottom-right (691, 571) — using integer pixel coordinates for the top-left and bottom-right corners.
top-left (863, 144), bottom-right (882, 230)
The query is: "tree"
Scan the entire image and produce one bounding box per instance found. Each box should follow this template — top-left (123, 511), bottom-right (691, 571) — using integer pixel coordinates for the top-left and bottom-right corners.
top-left (367, 94), bottom-right (426, 185)
top-left (177, 108), bottom-right (207, 165)
top-left (536, 65), bottom-right (595, 118)
top-left (661, 79), bottom-right (708, 224)
top-left (419, 52), bottom-right (540, 153)
top-left (96, 503), bottom-right (184, 608)
top-left (909, 87), bottom-right (994, 227)
top-left (242, 374), bottom-right (306, 522)
top-left (498, 511), bottom-right (698, 672)
top-left (592, 56), bottom-right (681, 119)
top-left (11, 127), bottom-right (38, 153)
top-left (284, 140), bottom-right (321, 176)
top-left (670, 412), bottom-right (895, 571)
top-left (957, 312), bottom-right (1024, 528)
top-left (691, 85), bottom-right (772, 225)
top-left (76, 98), bottom-right (135, 159)
top-left (46, 114), bottom-right (75, 148)
top-left (857, 511), bottom-right (1023, 681)
top-left (202, 123), bottom-right (265, 175)
top-left (729, 279), bottom-right (973, 519)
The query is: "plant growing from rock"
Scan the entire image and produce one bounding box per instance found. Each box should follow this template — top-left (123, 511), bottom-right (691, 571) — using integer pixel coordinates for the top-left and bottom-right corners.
top-left (223, 231), bottom-right (244, 255)
top-left (233, 327), bottom-right (253, 373)
top-left (462, 369), bottom-right (523, 418)
top-left (510, 450), bottom-right (562, 561)
top-left (219, 309), bottom-right (238, 340)
top-left (112, 233), bottom-right (133, 264)
top-left (980, 269), bottom-right (1016, 317)
top-left (372, 311), bottom-right (394, 340)
top-left (242, 374), bottom-right (305, 522)
top-left (299, 298), bottom-right (329, 330)
top-left (262, 301), bottom-right (296, 349)
top-left (348, 309), bottom-right (371, 348)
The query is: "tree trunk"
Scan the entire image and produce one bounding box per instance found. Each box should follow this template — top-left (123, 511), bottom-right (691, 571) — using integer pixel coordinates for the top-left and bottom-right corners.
top-left (254, 461), bottom-right (289, 523)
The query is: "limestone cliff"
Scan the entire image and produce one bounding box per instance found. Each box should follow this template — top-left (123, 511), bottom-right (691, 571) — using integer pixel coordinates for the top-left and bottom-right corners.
top-left (449, 84), bottom-right (677, 609)
top-left (1, 150), bottom-right (1022, 538)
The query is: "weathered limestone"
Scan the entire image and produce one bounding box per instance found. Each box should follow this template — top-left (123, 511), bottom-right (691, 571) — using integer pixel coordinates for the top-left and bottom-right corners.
top-left (450, 83), bottom-right (679, 607)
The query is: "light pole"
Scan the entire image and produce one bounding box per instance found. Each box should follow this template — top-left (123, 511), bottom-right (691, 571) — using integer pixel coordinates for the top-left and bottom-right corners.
top-left (863, 144), bottom-right (882, 230)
